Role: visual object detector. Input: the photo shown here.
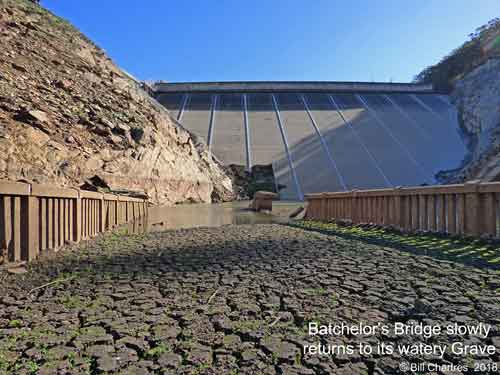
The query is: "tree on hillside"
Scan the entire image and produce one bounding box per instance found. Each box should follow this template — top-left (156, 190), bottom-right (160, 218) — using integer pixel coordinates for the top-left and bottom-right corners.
top-left (414, 18), bottom-right (500, 92)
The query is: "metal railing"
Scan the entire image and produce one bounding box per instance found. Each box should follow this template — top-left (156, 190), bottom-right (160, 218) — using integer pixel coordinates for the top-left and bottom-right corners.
top-left (305, 181), bottom-right (500, 237)
top-left (0, 180), bottom-right (148, 264)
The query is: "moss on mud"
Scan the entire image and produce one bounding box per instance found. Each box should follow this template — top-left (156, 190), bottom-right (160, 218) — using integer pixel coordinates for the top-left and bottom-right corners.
top-left (292, 220), bottom-right (500, 270)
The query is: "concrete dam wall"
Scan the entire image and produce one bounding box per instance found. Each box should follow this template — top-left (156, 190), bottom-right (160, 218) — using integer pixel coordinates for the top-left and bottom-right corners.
top-left (154, 82), bottom-right (467, 200)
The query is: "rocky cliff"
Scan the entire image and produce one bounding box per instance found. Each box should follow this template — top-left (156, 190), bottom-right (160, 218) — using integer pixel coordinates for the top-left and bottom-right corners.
top-left (415, 18), bottom-right (500, 183)
top-left (442, 58), bottom-right (500, 183)
top-left (0, 0), bottom-right (234, 204)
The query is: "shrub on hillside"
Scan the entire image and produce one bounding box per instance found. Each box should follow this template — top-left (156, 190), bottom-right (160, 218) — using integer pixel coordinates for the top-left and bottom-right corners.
top-left (414, 18), bottom-right (500, 92)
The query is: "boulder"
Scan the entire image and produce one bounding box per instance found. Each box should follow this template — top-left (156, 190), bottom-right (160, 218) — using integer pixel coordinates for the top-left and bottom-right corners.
top-left (249, 191), bottom-right (278, 212)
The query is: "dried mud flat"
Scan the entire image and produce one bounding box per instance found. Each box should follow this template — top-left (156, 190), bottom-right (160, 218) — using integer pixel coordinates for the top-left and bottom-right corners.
top-left (0, 224), bottom-right (499, 374)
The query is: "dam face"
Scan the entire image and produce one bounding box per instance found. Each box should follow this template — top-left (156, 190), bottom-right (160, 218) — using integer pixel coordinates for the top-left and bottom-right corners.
top-left (154, 82), bottom-right (467, 200)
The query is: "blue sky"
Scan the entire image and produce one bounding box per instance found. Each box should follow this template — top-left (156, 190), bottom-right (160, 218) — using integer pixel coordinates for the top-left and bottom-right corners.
top-left (43, 0), bottom-right (498, 83)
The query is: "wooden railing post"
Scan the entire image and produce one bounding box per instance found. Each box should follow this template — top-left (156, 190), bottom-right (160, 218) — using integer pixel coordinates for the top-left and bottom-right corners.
top-left (74, 191), bottom-right (82, 243)
top-left (465, 180), bottom-right (480, 236)
top-left (428, 194), bottom-right (436, 232)
top-left (393, 187), bottom-right (402, 229)
top-left (418, 195), bottom-right (426, 231)
top-left (1, 196), bottom-right (10, 261)
top-left (12, 196), bottom-right (21, 260)
top-left (0, 182), bottom-right (30, 262)
top-left (402, 192), bottom-right (411, 231)
top-left (352, 190), bottom-right (358, 223)
top-left (481, 192), bottom-right (497, 236)
top-left (21, 195), bottom-right (39, 261)
top-left (438, 194), bottom-right (446, 233)
top-left (99, 197), bottom-right (105, 233)
top-left (321, 193), bottom-right (327, 221)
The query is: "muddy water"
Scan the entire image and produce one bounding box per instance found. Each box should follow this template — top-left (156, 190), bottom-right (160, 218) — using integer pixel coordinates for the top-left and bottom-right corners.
top-left (121, 201), bottom-right (303, 234)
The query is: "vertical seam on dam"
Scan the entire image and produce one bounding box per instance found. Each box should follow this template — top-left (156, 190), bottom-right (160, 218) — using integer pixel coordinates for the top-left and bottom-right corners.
top-left (357, 94), bottom-right (432, 183)
top-left (411, 94), bottom-right (466, 148)
top-left (207, 94), bottom-right (218, 150)
top-left (383, 94), bottom-right (433, 141)
top-left (271, 94), bottom-right (304, 201)
top-left (329, 94), bottom-right (392, 188)
top-left (301, 94), bottom-right (347, 191)
top-left (177, 94), bottom-right (189, 122)
top-left (242, 94), bottom-right (252, 172)
top-left (436, 95), bottom-right (457, 125)
top-left (411, 94), bottom-right (443, 119)
top-left (436, 95), bottom-right (451, 106)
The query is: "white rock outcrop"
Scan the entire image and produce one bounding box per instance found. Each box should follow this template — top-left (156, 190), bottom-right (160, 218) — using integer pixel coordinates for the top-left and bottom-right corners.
top-left (446, 58), bottom-right (500, 182)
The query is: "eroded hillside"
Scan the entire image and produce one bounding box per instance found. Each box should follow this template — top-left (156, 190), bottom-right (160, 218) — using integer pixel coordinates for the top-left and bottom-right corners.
top-left (416, 18), bottom-right (500, 183)
top-left (445, 58), bottom-right (500, 182)
top-left (0, 0), bottom-right (233, 204)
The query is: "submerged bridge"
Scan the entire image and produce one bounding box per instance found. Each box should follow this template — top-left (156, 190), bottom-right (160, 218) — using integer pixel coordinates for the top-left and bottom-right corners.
top-left (153, 81), bottom-right (467, 200)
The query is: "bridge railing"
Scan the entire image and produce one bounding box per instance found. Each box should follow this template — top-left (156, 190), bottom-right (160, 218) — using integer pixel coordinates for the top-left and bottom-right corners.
top-left (305, 181), bottom-right (500, 237)
top-left (0, 180), bottom-right (148, 264)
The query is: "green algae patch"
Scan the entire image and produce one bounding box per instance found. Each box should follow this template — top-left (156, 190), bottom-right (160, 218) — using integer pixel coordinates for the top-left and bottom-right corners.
top-left (291, 220), bottom-right (500, 270)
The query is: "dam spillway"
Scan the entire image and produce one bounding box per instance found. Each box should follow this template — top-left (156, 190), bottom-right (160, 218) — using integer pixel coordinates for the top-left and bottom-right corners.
top-left (153, 82), bottom-right (467, 200)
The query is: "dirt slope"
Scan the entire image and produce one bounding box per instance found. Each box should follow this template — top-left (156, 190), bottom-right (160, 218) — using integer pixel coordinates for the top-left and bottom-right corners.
top-left (0, 0), bottom-right (234, 204)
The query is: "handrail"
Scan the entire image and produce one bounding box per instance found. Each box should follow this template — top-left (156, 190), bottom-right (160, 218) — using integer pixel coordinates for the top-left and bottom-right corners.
top-left (305, 181), bottom-right (500, 238)
top-left (0, 180), bottom-right (148, 264)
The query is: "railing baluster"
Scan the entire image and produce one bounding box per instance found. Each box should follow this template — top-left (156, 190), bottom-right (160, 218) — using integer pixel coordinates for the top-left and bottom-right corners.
top-left (438, 195), bottom-right (446, 232)
top-left (1, 197), bottom-right (11, 261)
top-left (428, 195), bottom-right (436, 231)
top-left (483, 193), bottom-right (496, 236)
top-left (457, 194), bottom-right (466, 234)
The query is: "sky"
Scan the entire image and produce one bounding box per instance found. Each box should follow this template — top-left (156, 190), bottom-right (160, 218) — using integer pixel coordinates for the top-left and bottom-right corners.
top-left (42, 0), bottom-right (498, 83)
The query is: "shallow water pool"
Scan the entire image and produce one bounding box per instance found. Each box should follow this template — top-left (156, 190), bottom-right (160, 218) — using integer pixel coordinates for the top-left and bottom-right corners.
top-left (121, 201), bottom-right (302, 234)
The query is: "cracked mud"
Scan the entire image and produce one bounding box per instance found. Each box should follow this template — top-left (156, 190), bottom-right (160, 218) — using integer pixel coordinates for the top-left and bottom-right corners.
top-left (0, 224), bottom-right (499, 374)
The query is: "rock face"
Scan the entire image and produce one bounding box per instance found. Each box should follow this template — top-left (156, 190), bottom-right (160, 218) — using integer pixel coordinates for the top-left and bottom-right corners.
top-left (0, 0), bottom-right (233, 204)
top-left (225, 164), bottom-right (277, 200)
top-left (441, 58), bottom-right (500, 182)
